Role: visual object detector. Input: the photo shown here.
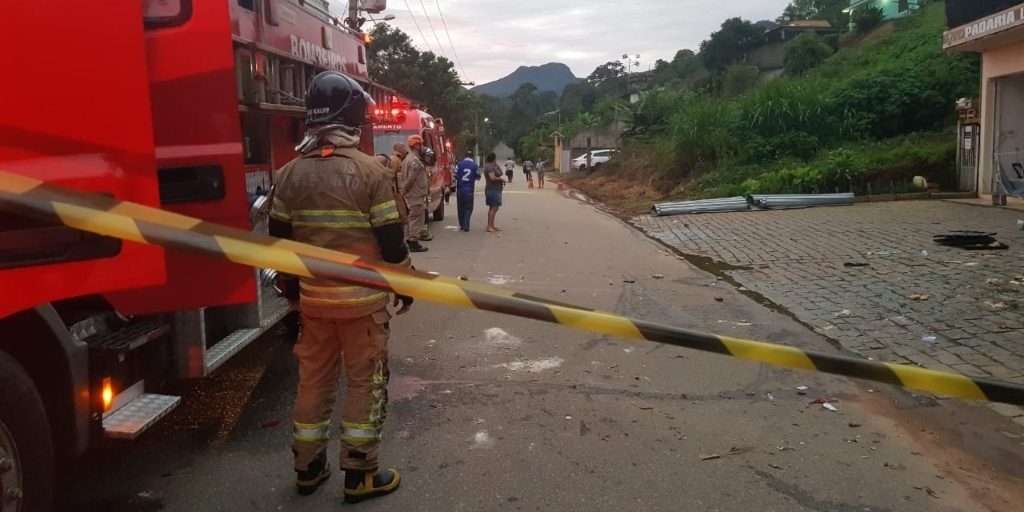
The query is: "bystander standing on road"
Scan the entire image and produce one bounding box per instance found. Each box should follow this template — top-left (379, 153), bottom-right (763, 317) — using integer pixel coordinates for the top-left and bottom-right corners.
top-left (454, 150), bottom-right (481, 231)
top-left (536, 159), bottom-right (547, 189)
top-left (522, 159), bottom-right (533, 184)
top-left (484, 152), bottom-right (508, 233)
top-left (504, 157), bottom-right (516, 182)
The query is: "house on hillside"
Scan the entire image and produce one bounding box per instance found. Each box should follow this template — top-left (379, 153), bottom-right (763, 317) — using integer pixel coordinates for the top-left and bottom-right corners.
top-left (843, 0), bottom-right (920, 26)
top-left (568, 120), bottom-right (627, 158)
top-left (943, 0), bottom-right (1024, 203)
top-left (748, 20), bottom-right (841, 81)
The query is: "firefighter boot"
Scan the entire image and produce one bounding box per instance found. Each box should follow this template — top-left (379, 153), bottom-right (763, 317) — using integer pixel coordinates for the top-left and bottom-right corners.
top-left (343, 468), bottom-right (401, 504)
top-left (295, 450), bottom-right (332, 495)
top-left (407, 240), bottom-right (429, 252)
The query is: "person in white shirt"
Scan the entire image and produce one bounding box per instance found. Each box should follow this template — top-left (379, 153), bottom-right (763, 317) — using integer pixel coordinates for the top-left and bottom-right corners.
top-left (504, 158), bottom-right (515, 182)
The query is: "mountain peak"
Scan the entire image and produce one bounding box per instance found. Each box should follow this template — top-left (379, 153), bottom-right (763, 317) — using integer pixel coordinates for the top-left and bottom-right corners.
top-left (472, 63), bottom-right (581, 98)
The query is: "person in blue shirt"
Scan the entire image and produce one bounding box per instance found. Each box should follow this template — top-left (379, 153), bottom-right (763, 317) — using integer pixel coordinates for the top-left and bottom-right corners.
top-left (454, 151), bottom-right (481, 231)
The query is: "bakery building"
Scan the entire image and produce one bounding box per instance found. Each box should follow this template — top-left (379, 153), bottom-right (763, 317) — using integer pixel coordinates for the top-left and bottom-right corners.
top-left (944, 1), bottom-right (1024, 203)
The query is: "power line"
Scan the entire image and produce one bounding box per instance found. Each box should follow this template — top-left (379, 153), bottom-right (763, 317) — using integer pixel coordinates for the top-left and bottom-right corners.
top-left (434, 0), bottom-right (470, 82)
top-left (402, 0), bottom-right (434, 53)
top-left (418, 0), bottom-right (449, 61)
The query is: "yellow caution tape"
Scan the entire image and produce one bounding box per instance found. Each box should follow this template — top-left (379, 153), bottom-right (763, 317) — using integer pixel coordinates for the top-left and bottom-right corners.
top-left (2, 170), bottom-right (1023, 406)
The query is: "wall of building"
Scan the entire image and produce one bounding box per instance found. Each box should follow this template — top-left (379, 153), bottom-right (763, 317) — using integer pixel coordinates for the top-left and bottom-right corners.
top-left (978, 39), bottom-right (1024, 193)
top-left (748, 42), bottom-right (786, 72)
top-left (569, 120), bottom-right (626, 156)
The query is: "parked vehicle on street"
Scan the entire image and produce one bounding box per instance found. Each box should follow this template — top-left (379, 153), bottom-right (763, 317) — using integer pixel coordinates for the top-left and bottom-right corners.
top-left (0, 1), bottom-right (400, 509)
top-left (572, 149), bottom-right (616, 171)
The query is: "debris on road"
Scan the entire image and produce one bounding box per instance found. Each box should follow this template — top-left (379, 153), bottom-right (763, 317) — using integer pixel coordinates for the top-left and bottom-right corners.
top-left (933, 231), bottom-right (1009, 250)
top-left (768, 462), bottom-right (782, 469)
top-left (907, 294), bottom-right (930, 301)
top-left (823, 403), bottom-right (838, 412)
top-left (714, 296), bottom-right (724, 302)
top-left (700, 454), bottom-right (721, 461)
top-left (652, 274), bottom-right (665, 279)
top-left (844, 262), bottom-right (870, 267)
top-left (796, 386), bottom-right (808, 395)
top-left (622, 279), bottom-right (636, 283)
top-left (914, 486), bottom-right (940, 499)
top-left (653, 194), bottom-right (856, 216)
top-left (921, 336), bottom-right (938, 344)
top-left (458, 275), bottom-right (468, 281)
top-left (630, 401), bottom-right (654, 411)
top-left (848, 422), bottom-right (862, 428)
top-left (884, 462), bottom-right (908, 471)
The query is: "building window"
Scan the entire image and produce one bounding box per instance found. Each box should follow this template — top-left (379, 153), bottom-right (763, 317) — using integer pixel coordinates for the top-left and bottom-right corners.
top-left (238, 0), bottom-right (256, 11)
top-left (898, 0), bottom-right (909, 13)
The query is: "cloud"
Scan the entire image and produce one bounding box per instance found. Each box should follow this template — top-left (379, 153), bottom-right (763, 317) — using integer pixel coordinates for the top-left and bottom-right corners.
top-left (334, 0), bottom-right (792, 84)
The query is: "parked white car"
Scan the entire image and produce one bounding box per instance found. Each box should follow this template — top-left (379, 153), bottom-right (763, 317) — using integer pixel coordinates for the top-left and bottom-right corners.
top-left (572, 149), bottom-right (616, 171)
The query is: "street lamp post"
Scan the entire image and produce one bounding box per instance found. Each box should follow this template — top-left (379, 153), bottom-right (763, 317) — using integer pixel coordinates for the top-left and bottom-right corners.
top-left (622, 53), bottom-right (640, 98)
top-left (474, 114), bottom-right (489, 165)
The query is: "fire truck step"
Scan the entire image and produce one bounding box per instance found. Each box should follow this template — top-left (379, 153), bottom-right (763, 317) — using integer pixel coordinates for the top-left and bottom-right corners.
top-left (86, 321), bottom-right (170, 353)
top-left (204, 327), bottom-right (261, 375)
top-left (102, 393), bottom-right (181, 440)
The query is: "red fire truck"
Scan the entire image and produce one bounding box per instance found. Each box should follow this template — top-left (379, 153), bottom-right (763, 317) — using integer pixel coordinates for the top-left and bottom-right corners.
top-left (0, 1), bottom-right (408, 509)
top-left (371, 97), bottom-right (456, 222)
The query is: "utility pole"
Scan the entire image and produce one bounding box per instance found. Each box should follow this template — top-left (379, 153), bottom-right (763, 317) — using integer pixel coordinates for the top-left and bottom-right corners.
top-left (474, 111), bottom-right (480, 166)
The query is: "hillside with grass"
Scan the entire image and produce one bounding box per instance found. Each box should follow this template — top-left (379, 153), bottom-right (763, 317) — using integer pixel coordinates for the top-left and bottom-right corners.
top-left (569, 2), bottom-right (979, 210)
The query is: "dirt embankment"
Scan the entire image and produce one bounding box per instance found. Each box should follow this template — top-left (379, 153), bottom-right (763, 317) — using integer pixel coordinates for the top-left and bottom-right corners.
top-left (562, 170), bottom-right (669, 216)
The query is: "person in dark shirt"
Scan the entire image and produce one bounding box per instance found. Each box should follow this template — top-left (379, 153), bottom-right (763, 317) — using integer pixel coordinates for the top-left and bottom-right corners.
top-left (483, 152), bottom-right (508, 233)
top-left (454, 150), bottom-right (481, 231)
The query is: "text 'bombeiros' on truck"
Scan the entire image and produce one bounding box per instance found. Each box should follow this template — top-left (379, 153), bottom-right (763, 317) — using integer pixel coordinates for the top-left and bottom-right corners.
top-left (0, 1), bottom-right (406, 510)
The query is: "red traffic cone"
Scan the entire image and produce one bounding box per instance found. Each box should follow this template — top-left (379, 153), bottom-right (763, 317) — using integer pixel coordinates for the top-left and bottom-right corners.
top-left (528, 178), bottom-right (534, 189)
top-left (557, 180), bottom-right (564, 191)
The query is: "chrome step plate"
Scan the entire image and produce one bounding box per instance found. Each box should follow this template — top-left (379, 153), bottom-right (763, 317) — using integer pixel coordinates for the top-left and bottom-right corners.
top-left (203, 297), bottom-right (291, 375)
top-left (102, 393), bottom-right (181, 440)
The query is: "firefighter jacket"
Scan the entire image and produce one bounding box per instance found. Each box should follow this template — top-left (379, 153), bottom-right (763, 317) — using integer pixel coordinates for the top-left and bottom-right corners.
top-left (401, 152), bottom-right (429, 202)
top-left (269, 144), bottom-right (412, 318)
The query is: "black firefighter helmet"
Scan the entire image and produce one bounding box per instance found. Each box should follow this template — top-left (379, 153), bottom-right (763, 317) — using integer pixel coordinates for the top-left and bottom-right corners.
top-left (305, 70), bottom-right (372, 128)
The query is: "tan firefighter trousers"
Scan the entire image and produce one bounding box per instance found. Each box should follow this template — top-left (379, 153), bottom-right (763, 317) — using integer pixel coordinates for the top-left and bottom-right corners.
top-left (405, 200), bottom-right (425, 241)
top-left (292, 307), bottom-right (392, 472)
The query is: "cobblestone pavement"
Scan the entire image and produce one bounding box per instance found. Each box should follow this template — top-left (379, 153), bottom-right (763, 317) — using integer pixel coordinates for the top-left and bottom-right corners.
top-left (633, 201), bottom-right (1024, 420)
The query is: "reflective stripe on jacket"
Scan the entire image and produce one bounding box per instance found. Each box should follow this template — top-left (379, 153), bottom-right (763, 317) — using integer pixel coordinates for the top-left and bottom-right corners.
top-left (270, 145), bottom-right (408, 316)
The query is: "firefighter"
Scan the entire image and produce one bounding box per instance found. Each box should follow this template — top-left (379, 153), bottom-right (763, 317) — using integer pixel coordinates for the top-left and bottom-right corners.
top-left (387, 143), bottom-right (411, 230)
top-left (401, 135), bottom-right (430, 252)
top-left (268, 70), bottom-right (412, 504)
top-left (378, 152), bottom-right (410, 227)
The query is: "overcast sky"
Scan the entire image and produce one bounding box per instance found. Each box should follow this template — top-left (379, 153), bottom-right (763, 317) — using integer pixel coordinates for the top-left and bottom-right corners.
top-left (331, 0), bottom-right (793, 85)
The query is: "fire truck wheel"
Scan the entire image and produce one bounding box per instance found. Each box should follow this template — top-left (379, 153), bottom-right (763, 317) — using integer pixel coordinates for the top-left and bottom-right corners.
top-left (432, 202), bottom-right (445, 222)
top-left (0, 350), bottom-right (54, 512)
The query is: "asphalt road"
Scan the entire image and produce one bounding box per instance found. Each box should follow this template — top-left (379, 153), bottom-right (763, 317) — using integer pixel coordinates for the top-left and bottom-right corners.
top-left (56, 178), bottom-right (1024, 512)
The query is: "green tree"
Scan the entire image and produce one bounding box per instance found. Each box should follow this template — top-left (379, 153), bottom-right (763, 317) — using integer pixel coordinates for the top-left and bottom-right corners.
top-left (587, 61), bottom-right (627, 95)
top-left (699, 18), bottom-right (766, 72)
top-left (367, 24), bottom-right (472, 151)
top-left (777, 0), bottom-right (849, 28)
top-left (853, 6), bottom-right (885, 34)
top-left (721, 64), bottom-right (760, 98)
top-left (784, 32), bottom-right (834, 76)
